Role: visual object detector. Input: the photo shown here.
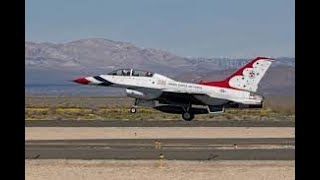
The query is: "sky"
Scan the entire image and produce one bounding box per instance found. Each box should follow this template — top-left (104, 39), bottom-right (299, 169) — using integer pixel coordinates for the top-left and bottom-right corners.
top-left (26, 0), bottom-right (295, 58)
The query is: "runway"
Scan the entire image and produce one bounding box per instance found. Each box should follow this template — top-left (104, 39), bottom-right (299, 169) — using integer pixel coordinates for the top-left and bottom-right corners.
top-left (25, 138), bottom-right (294, 160)
top-left (25, 120), bottom-right (295, 127)
top-left (25, 119), bottom-right (294, 160)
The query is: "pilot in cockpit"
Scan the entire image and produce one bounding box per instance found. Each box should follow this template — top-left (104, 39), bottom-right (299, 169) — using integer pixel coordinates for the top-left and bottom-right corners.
top-left (121, 70), bottom-right (126, 76)
top-left (122, 69), bottom-right (130, 76)
top-left (146, 72), bottom-right (152, 77)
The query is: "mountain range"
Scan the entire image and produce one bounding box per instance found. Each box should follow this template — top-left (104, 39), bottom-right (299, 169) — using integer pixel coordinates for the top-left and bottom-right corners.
top-left (25, 38), bottom-right (295, 96)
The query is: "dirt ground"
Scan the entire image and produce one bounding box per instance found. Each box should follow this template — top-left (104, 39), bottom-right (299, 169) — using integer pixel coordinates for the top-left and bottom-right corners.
top-left (25, 127), bottom-right (295, 140)
top-left (25, 160), bottom-right (294, 180)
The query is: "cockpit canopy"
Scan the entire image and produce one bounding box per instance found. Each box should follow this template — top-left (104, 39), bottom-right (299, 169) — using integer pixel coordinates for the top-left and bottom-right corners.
top-left (107, 69), bottom-right (154, 77)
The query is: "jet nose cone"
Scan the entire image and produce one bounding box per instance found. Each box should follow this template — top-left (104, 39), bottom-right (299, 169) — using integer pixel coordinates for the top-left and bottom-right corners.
top-left (73, 77), bottom-right (90, 85)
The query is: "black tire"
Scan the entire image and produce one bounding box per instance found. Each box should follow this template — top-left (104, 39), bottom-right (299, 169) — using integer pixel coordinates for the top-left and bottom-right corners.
top-left (130, 107), bottom-right (137, 113)
top-left (182, 112), bottom-right (194, 121)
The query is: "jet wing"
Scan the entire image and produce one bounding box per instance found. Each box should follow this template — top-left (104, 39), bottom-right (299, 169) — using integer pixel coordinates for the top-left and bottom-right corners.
top-left (156, 91), bottom-right (229, 106)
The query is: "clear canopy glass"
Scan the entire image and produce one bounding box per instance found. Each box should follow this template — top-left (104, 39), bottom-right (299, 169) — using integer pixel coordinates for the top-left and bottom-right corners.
top-left (107, 69), bottom-right (154, 77)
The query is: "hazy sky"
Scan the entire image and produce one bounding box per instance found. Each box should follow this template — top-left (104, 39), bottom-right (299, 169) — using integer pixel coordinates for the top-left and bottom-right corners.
top-left (26, 0), bottom-right (294, 58)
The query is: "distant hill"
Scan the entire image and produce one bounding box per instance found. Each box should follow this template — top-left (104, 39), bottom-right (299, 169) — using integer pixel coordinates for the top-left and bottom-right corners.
top-left (25, 38), bottom-right (186, 72)
top-left (25, 38), bottom-right (295, 96)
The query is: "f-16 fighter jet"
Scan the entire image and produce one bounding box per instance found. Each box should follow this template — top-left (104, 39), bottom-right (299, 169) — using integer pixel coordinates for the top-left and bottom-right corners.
top-left (73, 57), bottom-right (274, 121)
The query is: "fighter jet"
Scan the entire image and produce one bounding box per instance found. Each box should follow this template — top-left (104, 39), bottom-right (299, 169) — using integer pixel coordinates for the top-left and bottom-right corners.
top-left (73, 57), bottom-right (274, 121)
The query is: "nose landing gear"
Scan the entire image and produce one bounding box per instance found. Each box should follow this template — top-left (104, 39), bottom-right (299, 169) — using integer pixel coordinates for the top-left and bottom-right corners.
top-left (130, 107), bottom-right (137, 113)
top-left (130, 99), bottom-right (138, 113)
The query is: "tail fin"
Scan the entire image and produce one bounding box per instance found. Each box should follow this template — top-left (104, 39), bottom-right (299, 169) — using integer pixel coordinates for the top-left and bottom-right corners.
top-left (199, 57), bottom-right (274, 92)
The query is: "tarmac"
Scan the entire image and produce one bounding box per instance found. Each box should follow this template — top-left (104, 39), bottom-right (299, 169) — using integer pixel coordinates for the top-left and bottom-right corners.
top-left (25, 120), bottom-right (295, 161)
top-left (25, 138), bottom-right (294, 160)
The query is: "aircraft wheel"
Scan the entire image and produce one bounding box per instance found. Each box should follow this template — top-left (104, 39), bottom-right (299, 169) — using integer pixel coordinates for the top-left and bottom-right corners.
top-left (182, 112), bottom-right (194, 121)
top-left (130, 107), bottom-right (137, 113)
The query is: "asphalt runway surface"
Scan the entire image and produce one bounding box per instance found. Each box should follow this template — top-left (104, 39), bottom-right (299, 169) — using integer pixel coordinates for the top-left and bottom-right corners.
top-left (25, 120), bottom-right (294, 127)
top-left (25, 120), bottom-right (294, 160)
top-left (25, 138), bottom-right (294, 160)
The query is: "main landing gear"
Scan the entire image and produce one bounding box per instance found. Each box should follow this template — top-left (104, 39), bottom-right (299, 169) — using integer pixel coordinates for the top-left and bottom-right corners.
top-left (181, 103), bottom-right (194, 121)
top-left (182, 111), bottom-right (194, 121)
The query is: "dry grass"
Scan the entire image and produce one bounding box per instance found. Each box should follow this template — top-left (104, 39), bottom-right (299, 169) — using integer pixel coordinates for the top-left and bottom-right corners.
top-left (25, 96), bottom-right (295, 121)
